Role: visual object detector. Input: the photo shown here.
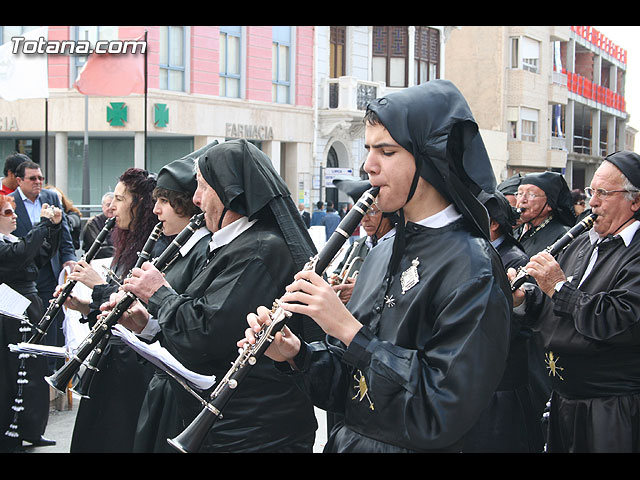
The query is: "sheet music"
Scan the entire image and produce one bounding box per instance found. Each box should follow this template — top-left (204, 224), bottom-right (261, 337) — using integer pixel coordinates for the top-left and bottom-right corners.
top-left (111, 324), bottom-right (216, 391)
top-left (0, 283), bottom-right (31, 320)
top-left (9, 342), bottom-right (68, 358)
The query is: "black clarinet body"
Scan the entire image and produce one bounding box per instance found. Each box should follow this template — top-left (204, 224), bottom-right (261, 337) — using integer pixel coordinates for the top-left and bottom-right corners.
top-left (28, 217), bottom-right (117, 344)
top-left (510, 213), bottom-right (597, 292)
top-left (46, 214), bottom-right (205, 395)
top-left (70, 221), bottom-right (166, 398)
top-left (168, 187), bottom-right (379, 453)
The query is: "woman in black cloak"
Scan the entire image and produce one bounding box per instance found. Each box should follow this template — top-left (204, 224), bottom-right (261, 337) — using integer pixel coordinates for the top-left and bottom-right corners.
top-left (0, 195), bottom-right (62, 451)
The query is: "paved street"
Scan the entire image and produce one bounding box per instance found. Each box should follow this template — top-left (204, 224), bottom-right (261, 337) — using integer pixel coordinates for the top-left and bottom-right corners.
top-left (24, 391), bottom-right (327, 453)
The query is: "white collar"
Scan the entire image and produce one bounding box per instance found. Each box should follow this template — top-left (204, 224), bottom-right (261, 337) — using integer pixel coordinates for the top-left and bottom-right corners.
top-left (179, 226), bottom-right (211, 257)
top-left (208, 216), bottom-right (257, 252)
top-left (588, 219), bottom-right (640, 247)
top-left (414, 204), bottom-right (462, 229)
top-left (366, 226), bottom-right (396, 249)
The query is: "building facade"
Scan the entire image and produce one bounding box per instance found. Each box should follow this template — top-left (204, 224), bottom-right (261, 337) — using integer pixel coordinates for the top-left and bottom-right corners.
top-left (313, 25), bottom-right (455, 209)
top-left (0, 25), bottom-right (315, 207)
top-left (445, 25), bottom-right (632, 189)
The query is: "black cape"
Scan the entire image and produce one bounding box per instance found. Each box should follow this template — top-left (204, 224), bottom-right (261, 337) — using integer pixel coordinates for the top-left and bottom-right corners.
top-left (462, 236), bottom-right (544, 452)
top-left (133, 228), bottom-right (211, 453)
top-left (0, 218), bottom-right (60, 450)
top-left (524, 225), bottom-right (640, 451)
top-left (280, 217), bottom-right (511, 452)
top-left (147, 218), bottom-right (318, 452)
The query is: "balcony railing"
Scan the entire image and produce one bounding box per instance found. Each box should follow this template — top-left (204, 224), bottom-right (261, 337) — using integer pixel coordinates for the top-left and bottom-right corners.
top-left (325, 77), bottom-right (384, 111)
top-left (563, 69), bottom-right (626, 113)
top-left (571, 26), bottom-right (627, 64)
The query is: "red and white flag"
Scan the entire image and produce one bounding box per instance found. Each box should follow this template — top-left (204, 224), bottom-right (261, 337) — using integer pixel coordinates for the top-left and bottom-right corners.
top-left (74, 35), bottom-right (145, 96)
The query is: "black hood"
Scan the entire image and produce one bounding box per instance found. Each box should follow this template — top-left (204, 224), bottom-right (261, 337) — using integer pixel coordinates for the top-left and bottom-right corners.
top-left (197, 139), bottom-right (316, 268)
top-left (520, 171), bottom-right (575, 227)
top-left (366, 79), bottom-right (496, 240)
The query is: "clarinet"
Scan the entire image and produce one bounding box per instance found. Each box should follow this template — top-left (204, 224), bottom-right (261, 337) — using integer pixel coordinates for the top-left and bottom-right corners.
top-left (27, 217), bottom-right (117, 344)
top-left (510, 213), bottom-right (597, 292)
top-left (46, 214), bottom-right (205, 394)
top-left (71, 221), bottom-right (164, 398)
top-left (168, 186), bottom-right (379, 453)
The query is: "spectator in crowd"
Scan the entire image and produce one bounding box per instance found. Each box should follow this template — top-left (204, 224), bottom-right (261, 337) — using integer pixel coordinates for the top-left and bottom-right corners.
top-left (310, 201), bottom-right (326, 226)
top-left (45, 185), bottom-right (83, 251)
top-left (9, 160), bottom-right (76, 373)
top-left (81, 192), bottom-right (115, 259)
top-left (0, 153), bottom-right (29, 196)
top-left (298, 202), bottom-right (311, 229)
top-left (322, 201), bottom-right (341, 241)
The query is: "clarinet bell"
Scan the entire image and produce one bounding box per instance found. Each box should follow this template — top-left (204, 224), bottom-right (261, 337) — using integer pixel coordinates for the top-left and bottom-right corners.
top-left (45, 357), bottom-right (81, 395)
top-left (167, 407), bottom-right (219, 453)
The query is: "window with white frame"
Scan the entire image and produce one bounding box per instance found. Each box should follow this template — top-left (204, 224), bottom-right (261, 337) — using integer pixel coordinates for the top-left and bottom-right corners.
top-left (272, 26), bottom-right (291, 104)
top-left (521, 107), bottom-right (538, 142)
top-left (220, 26), bottom-right (241, 98)
top-left (159, 26), bottom-right (186, 92)
top-left (510, 36), bottom-right (540, 73)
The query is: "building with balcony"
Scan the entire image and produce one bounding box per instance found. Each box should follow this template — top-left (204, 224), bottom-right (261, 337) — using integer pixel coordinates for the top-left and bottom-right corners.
top-left (0, 26), bottom-right (315, 208)
top-left (313, 26), bottom-right (460, 209)
top-left (445, 26), bottom-right (632, 189)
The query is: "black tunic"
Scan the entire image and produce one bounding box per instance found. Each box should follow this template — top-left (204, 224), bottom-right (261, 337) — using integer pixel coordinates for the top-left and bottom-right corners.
top-left (147, 218), bottom-right (317, 452)
top-left (0, 218), bottom-right (61, 450)
top-left (462, 237), bottom-right (544, 452)
top-left (515, 216), bottom-right (571, 425)
top-left (526, 224), bottom-right (640, 452)
top-left (133, 228), bottom-right (210, 453)
top-left (280, 218), bottom-right (512, 452)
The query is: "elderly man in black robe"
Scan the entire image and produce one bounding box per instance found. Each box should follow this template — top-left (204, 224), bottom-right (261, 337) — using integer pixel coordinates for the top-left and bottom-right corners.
top-left (512, 150), bottom-right (640, 452)
top-left (514, 171), bottom-right (576, 258)
top-left (122, 139), bottom-right (319, 453)
top-left (244, 80), bottom-right (512, 452)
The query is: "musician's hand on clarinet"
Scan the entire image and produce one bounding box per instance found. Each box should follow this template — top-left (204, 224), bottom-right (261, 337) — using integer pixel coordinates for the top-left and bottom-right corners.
top-left (280, 269), bottom-right (362, 346)
top-left (122, 262), bottom-right (169, 304)
top-left (332, 277), bottom-right (356, 305)
top-left (53, 287), bottom-right (91, 315)
top-left (525, 251), bottom-right (566, 298)
top-left (242, 305), bottom-right (300, 363)
top-left (68, 260), bottom-right (105, 289)
top-left (507, 268), bottom-right (526, 307)
top-left (101, 291), bottom-right (150, 333)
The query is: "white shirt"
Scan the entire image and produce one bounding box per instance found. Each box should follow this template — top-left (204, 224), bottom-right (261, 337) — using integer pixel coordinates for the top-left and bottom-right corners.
top-left (578, 220), bottom-right (640, 287)
top-left (16, 186), bottom-right (42, 225)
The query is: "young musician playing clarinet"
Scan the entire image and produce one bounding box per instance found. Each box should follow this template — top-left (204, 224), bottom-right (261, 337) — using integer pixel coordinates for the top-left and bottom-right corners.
top-left (243, 80), bottom-right (513, 452)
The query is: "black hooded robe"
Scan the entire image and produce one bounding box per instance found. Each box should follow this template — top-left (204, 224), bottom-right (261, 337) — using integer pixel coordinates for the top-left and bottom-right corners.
top-left (132, 228), bottom-right (211, 453)
top-left (146, 140), bottom-right (319, 452)
top-left (269, 80), bottom-right (512, 452)
top-left (521, 224), bottom-right (640, 452)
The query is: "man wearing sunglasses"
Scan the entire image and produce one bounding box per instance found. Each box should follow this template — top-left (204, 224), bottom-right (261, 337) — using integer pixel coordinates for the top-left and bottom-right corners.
top-left (10, 159), bottom-right (77, 376)
top-left (511, 150), bottom-right (640, 452)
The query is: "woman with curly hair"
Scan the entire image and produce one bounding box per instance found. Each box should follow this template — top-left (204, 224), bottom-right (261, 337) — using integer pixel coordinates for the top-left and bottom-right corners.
top-left (58, 168), bottom-right (159, 452)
